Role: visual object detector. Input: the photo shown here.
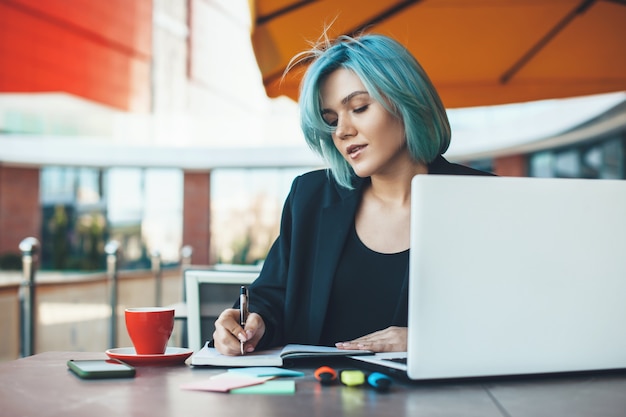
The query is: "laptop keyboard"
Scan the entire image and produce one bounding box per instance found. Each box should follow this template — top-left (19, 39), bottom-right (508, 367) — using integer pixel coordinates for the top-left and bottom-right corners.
top-left (383, 357), bottom-right (408, 364)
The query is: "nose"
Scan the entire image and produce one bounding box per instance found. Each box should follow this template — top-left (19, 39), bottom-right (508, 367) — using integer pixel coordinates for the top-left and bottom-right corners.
top-left (335, 116), bottom-right (356, 139)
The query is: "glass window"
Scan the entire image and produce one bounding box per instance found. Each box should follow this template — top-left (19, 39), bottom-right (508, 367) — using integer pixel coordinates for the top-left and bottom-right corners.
top-left (210, 167), bottom-right (312, 265)
top-left (76, 168), bottom-right (102, 205)
top-left (40, 166), bottom-right (107, 270)
top-left (40, 166), bottom-right (183, 271)
top-left (529, 152), bottom-right (554, 178)
top-left (601, 137), bottom-right (624, 179)
top-left (106, 168), bottom-right (144, 226)
top-left (582, 145), bottom-right (602, 178)
top-left (467, 159), bottom-right (494, 174)
top-left (40, 166), bottom-right (76, 205)
top-left (143, 169), bottom-right (183, 264)
top-left (554, 149), bottom-right (580, 178)
top-left (528, 134), bottom-right (625, 179)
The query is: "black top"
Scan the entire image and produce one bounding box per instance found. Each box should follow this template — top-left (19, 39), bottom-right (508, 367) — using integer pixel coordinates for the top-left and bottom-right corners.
top-left (319, 224), bottom-right (409, 346)
top-left (245, 155), bottom-right (494, 349)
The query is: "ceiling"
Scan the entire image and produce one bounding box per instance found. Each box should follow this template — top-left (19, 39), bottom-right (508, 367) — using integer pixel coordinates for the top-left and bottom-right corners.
top-left (251, 0), bottom-right (626, 108)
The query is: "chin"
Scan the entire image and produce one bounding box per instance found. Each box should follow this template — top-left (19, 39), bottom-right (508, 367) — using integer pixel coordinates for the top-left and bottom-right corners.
top-left (351, 170), bottom-right (370, 179)
top-left (349, 162), bottom-right (372, 178)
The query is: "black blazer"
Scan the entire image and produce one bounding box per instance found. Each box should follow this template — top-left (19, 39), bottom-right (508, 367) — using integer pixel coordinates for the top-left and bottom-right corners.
top-left (247, 155), bottom-right (493, 349)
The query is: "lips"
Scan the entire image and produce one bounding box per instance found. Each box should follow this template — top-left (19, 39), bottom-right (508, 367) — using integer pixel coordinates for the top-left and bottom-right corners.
top-left (346, 144), bottom-right (366, 158)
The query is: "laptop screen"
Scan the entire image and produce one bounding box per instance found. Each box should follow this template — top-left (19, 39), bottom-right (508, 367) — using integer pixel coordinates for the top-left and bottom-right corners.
top-left (404, 175), bottom-right (626, 380)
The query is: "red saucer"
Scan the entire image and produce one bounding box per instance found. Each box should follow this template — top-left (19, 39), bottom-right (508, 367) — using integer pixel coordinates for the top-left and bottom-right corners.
top-left (105, 347), bottom-right (193, 366)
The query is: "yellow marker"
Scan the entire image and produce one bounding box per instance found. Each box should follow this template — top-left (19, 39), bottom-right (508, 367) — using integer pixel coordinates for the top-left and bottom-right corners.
top-left (340, 370), bottom-right (365, 387)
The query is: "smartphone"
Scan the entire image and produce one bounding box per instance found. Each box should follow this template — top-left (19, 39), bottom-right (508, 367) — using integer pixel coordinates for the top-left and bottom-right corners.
top-left (67, 359), bottom-right (136, 379)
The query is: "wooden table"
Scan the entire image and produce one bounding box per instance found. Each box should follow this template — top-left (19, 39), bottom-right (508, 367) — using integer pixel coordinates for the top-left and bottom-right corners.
top-left (1, 351), bottom-right (625, 417)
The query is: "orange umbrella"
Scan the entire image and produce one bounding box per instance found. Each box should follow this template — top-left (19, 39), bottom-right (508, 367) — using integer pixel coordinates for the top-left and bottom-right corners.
top-left (251, 0), bottom-right (626, 108)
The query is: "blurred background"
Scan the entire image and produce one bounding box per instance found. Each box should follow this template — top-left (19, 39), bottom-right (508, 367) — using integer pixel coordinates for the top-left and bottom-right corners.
top-left (0, 0), bottom-right (625, 360)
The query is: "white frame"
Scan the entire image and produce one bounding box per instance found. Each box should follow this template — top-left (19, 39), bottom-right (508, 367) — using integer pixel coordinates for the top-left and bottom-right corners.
top-left (185, 269), bottom-right (258, 352)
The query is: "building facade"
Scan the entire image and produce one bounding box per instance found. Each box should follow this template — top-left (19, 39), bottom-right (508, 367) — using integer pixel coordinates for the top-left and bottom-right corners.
top-left (1, 0), bottom-right (624, 272)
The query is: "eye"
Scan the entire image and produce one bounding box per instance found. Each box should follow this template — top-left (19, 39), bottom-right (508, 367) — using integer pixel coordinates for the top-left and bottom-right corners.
top-left (322, 113), bottom-right (337, 127)
top-left (353, 104), bottom-right (369, 114)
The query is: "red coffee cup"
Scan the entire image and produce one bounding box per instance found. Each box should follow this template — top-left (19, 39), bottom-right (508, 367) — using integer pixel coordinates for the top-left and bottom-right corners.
top-left (125, 307), bottom-right (175, 355)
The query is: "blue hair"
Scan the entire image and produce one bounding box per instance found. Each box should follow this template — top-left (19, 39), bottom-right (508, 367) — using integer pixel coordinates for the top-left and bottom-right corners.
top-left (294, 34), bottom-right (451, 189)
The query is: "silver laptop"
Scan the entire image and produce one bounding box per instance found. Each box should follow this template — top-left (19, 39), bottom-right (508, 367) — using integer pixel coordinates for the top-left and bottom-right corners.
top-left (351, 175), bottom-right (626, 380)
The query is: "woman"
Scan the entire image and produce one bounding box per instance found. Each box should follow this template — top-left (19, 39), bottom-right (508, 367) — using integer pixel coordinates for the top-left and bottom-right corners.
top-left (213, 33), bottom-right (492, 356)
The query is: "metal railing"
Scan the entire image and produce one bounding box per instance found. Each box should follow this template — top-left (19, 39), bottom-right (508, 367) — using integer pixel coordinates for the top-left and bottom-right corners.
top-left (151, 250), bottom-right (162, 307)
top-left (180, 245), bottom-right (193, 270)
top-left (18, 237), bottom-right (39, 357)
top-left (15, 239), bottom-right (194, 353)
top-left (105, 240), bottom-right (121, 349)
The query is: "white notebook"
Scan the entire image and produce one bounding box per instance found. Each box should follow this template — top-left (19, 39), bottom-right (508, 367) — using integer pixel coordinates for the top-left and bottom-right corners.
top-left (191, 342), bottom-right (369, 367)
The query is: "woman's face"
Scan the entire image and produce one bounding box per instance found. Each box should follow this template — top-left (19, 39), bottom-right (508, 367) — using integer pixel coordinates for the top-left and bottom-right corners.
top-left (320, 68), bottom-right (408, 179)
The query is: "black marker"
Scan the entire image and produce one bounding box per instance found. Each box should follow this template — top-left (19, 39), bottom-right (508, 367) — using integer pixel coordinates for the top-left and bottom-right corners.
top-left (239, 286), bottom-right (248, 355)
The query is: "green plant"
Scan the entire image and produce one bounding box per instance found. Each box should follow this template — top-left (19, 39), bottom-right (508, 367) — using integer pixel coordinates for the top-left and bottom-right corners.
top-left (0, 252), bottom-right (22, 270)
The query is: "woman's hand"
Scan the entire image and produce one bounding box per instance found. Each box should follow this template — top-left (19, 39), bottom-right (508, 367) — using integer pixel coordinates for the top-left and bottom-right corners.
top-left (212, 309), bottom-right (266, 356)
top-left (335, 326), bottom-right (407, 352)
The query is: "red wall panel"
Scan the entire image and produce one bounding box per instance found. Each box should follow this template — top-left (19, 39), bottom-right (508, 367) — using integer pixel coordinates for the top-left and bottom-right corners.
top-left (183, 172), bottom-right (211, 266)
top-left (0, 0), bottom-right (152, 112)
top-left (0, 166), bottom-right (40, 256)
top-left (493, 154), bottom-right (528, 177)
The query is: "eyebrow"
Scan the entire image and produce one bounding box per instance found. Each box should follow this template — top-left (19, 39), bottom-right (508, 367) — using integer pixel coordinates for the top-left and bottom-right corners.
top-left (341, 90), bottom-right (369, 105)
top-left (321, 90), bottom-right (370, 114)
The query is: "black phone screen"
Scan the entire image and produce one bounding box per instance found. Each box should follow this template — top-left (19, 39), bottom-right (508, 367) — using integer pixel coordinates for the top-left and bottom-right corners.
top-left (67, 359), bottom-right (136, 379)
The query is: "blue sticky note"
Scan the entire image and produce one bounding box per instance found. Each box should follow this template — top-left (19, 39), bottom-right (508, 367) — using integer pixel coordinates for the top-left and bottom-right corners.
top-left (228, 367), bottom-right (304, 378)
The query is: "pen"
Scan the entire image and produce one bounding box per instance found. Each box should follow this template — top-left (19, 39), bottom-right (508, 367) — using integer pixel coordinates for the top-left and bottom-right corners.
top-left (239, 286), bottom-right (248, 355)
